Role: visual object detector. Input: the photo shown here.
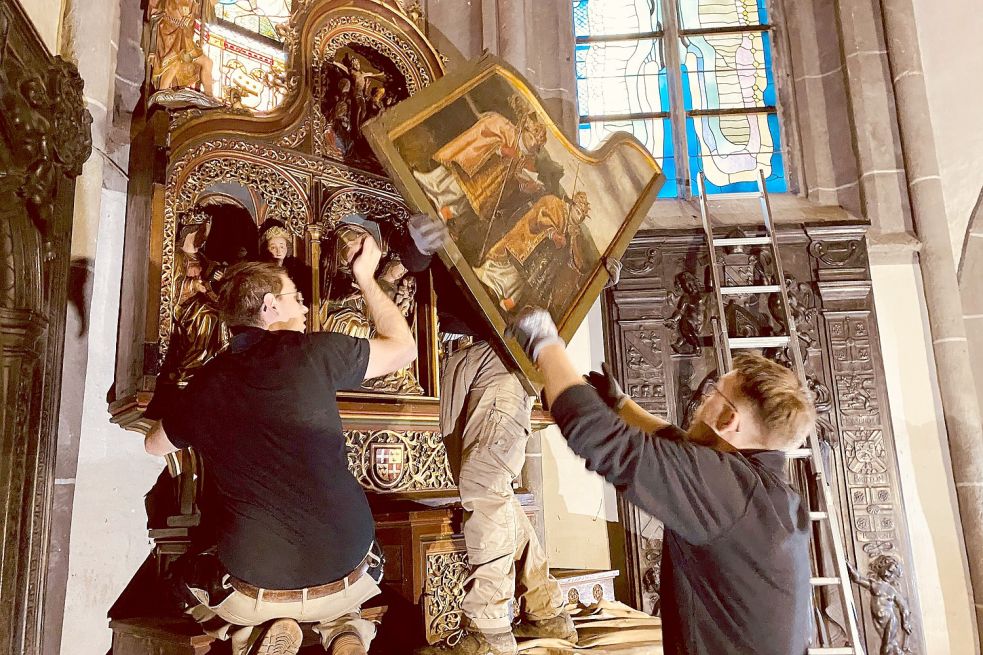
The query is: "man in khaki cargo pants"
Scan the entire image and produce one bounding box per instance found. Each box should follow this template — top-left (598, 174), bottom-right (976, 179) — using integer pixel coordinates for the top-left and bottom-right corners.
top-left (399, 214), bottom-right (577, 655)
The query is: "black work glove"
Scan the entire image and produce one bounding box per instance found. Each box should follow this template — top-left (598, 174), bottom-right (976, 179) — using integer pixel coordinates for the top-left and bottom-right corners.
top-left (407, 212), bottom-right (449, 256)
top-left (508, 306), bottom-right (564, 363)
top-left (585, 362), bottom-right (628, 409)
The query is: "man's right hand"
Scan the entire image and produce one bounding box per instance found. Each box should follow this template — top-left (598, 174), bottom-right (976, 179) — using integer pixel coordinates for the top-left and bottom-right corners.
top-left (585, 362), bottom-right (628, 409)
top-left (351, 235), bottom-right (383, 286)
top-left (407, 212), bottom-right (449, 256)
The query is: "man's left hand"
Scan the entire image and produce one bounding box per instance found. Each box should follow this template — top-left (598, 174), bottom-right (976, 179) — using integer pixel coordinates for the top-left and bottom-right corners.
top-left (604, 258), bottom-right (623, 288)
top-left (509, 306), bottom-right (564, 363)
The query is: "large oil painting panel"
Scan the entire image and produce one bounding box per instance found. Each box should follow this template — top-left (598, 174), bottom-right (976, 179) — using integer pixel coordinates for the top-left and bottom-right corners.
top-left (366, 55), bottom-right (663, 388)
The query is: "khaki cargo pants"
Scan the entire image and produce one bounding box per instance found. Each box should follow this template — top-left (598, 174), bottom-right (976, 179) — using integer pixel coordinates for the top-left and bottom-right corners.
top-left (187, 572), bottom-right (380, 655)
top-left (441, 341), bottom-right (565, 634)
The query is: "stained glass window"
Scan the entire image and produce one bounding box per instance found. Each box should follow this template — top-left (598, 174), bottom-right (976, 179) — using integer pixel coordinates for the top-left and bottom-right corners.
top-left (200, 0), bottom-right (293, 112)
top-left (574, 0), bottom-right (786, 197)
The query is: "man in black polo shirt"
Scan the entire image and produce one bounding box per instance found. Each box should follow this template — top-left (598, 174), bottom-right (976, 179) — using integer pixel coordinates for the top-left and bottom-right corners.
top-left (509, 308), bottom-right (815, 655)
top-left (145, 235), bottom-right (416, 655)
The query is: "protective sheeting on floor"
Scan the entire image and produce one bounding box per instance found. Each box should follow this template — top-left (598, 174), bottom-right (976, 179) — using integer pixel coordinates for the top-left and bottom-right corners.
top-left (517, 601), bottom-right (662, 654)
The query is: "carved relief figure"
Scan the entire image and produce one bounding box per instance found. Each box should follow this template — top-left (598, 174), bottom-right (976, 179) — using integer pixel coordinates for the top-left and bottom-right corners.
top-left (147, 219), bottom-right (229, 419)
top-left (0, 59), bottom-right (92, 245)
top-left (319, 50), bottom-right (400, 161)
top-left (665, 271), bottom-right (707, 354)
top-left (848, 556), bottom-right (912, 655)
top-left (148, 0), bottom-right (216, 96)
top-left (259, 223), bottom-right (311, 302)
top-left (320, 216), bottom-right (422, 394)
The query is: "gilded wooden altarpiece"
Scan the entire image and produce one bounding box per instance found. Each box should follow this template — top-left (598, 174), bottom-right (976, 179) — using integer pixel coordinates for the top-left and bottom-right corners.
top-left (110, 1), bottom-right (556, 649)
top-left (603, 227), bottom-right (924, 655)
top-left (0, 0), bottom-right (92, 651)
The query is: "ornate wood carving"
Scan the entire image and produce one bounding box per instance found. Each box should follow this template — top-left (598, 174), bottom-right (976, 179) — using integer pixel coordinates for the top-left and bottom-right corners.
top-left (0, 1), bottom-right (92, 651)
top-left (345, 429), bottom-right (454, 493)
top-left (603, 228), bottom-right (924, 654)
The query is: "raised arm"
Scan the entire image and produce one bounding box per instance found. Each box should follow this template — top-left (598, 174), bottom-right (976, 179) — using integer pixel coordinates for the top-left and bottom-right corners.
top-left (351, 236), bottom-right (418, 379)
top-left (513, 308), bottom-right (755, 544)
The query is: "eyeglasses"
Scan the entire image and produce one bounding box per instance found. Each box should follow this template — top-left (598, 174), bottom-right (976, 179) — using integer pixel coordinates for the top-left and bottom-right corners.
top-left (706, 381), bottom-right (739, 414)
top-left (275, 290), bottom-right (304, 304)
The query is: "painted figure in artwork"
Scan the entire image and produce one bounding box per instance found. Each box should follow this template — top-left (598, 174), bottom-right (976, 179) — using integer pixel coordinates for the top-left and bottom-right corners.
top-left (848, 556), bottom-right (913, 655)
top-left (474, 191), bottom-right (590, 313)
top-left (413, 96), bottom-right (548, 226)
top-left (148, 0), bottom-right (216, 96)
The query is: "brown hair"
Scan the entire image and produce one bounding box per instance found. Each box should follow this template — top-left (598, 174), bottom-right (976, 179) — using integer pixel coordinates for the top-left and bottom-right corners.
top-left (732, 353), bottom-right (817, 451)
top-left (216, 261), bottom-right (285, 327)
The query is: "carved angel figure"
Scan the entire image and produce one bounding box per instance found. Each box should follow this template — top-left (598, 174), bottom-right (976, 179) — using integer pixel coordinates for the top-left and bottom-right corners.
top-left (665, 271), bottom-right (707, 354)
top-left (847, 556), bottom-right (913, 655)
top-left (147, 0), bottom-right (216, 96)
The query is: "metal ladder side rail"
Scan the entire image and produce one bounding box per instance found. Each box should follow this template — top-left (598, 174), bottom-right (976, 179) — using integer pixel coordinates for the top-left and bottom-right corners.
top-left (756, 169), bottom-right (866, 654)
top-left (697, 171), bottom-right (866, 655)
top-left (697, 173), bottom-right (735, 374)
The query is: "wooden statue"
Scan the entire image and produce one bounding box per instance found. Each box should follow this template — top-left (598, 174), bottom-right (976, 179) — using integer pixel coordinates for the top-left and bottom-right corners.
top-left (147, 0), bottom-right (216, 97)
top-left (848, 556), bottom-right (913, 655)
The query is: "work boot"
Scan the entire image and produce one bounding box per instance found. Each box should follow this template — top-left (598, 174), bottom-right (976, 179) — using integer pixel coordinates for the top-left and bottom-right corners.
top-left (416, 629), bottom-right (518, 655)
top-left (253, 619), bottom-right (303, 655)
top-left (513, 612), bottom-right (578, 644)
top-left (331, 631), bottom-right (368, 655)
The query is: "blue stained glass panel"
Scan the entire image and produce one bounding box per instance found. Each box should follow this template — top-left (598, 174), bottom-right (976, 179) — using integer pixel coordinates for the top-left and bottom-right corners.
top-left (680, 31), bottom-right (774, 111)
top-left (578, 117), bottom-right (677, 198)
top-left (686, 113), bottom-right (786, 193)
top-left (576, 39), bottom-right (669, 117)
top-left (677, 0), bottom-right (768, 31)
top-left (574, 0), bottom-right (662, 38)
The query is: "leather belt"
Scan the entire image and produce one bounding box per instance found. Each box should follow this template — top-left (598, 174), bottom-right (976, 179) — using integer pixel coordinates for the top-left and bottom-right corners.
top-left (229, 550), bottom-right (374, 603)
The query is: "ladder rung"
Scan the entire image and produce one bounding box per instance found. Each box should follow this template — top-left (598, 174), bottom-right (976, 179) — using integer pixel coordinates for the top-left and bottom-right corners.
top-left (810, 577), bottom-right (842, 586)
top-left (787, 448), bottom-right (813, 459)
top-left (728, 336), bottom-right (790, 349)
top-left (712, 236), bottom-right (772, 247)
top-left (720, 284), bottom-right (781, 295)
top-left (809, 511), bottom-right (828, 521)
top-left (808, 648), bottom-right (856, 654)
top-left (705, 191), bottom-right (763, 201)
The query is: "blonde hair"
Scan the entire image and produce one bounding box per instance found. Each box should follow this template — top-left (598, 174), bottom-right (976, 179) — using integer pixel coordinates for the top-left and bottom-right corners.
top-left (732, 353), bottom-right (817, 451)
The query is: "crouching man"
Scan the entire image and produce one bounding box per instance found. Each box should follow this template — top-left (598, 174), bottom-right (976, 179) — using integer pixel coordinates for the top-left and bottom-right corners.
top-left (510, 308), bottom-right (816, 655)
top-left (145, 235), bottom-right (416, 655)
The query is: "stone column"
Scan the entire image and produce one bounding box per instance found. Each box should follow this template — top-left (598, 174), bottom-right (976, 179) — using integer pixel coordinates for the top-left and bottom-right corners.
top-left (43, 0), bottom-right (140, 653)
top-left (878, 0), bottom-right (983, 645)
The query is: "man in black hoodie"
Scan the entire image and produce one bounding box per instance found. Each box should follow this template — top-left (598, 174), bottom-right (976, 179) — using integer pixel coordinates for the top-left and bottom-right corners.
top-left (510, 307), bottom-right (815, 655)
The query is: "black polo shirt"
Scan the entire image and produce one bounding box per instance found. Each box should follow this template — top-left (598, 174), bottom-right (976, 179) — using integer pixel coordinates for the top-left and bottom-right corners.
top-left (551, 384), bottom-right (811, 655)
top-left (162, 327), bottom-right (373, 589)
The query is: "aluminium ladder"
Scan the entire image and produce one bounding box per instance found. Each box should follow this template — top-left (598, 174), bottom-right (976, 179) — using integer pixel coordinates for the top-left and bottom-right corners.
top-left (697, 170), bottom-right (865, 655)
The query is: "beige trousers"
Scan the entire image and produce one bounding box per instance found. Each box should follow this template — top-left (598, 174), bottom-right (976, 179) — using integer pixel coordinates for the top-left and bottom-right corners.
top-left (441, 341), bottom-right (565, 634)
top-left (187, 572), bottom-right (380, 655)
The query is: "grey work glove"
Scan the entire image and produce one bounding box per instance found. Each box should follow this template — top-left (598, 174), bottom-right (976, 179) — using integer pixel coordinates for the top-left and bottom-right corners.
top-left (407, 212), bottom-right (449, 256)
top-left (508, 306), bottom-right (564, 363)
top-left (604, 258), bottom-right (623, 288)
top-left (585, 362), bottom-right (628, 409)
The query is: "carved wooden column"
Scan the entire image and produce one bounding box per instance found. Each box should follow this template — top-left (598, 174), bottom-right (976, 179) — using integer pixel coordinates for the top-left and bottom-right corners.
top-left (604, 227), bottom-right (926, 654)
top-left (0, 1), bottom-right (92, 651)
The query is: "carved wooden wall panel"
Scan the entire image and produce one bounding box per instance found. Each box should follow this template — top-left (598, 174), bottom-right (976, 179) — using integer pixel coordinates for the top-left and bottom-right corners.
top-left (0, 0), bottom-right (92, 651)
top-left (603, 227), bottom-right (924, 655)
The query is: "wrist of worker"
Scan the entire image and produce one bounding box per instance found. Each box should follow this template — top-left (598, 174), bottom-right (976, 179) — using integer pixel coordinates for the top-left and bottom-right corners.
top-left (354, 272), bottom-right (378, 289)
